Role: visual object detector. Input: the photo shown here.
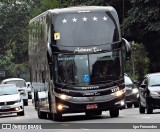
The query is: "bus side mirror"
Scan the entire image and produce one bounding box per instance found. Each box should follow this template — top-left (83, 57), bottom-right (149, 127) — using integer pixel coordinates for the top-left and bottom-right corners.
top-left (122, 38), bottom-right (131, 60)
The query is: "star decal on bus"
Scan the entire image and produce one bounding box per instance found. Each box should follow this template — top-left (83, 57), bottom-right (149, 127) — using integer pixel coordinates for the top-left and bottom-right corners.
top-left (93, 16), bottom-right (98, 21)
top-left (62, 16), bottom-right (109, 23)
top-left (103, 16), bottom-right (108, 21)
top-left (62, 18), bottom-right (67, 23)
top-left (82, 17), bottom-right (88, 21)
top-left (72, 17), bottom-right (77, 22)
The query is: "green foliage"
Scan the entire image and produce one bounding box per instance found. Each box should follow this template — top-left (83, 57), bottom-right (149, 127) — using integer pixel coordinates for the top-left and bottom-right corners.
top-left (0, 0), bottom-right (160, 80)
top-left (122, 0), bottom-right (160, 72)
top-left (125, 42), bottom-right (149, 81)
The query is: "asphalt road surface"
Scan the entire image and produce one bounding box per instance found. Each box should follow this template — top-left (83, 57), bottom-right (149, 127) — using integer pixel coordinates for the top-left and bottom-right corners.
top-left (0, 100), bottom-right (160, 132)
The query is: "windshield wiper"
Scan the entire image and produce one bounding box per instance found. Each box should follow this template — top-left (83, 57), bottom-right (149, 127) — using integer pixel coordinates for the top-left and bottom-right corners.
top-left (94, 79), bottom-right (120, 85)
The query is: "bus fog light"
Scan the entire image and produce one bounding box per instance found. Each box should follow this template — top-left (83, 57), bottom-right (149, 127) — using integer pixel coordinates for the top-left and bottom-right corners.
top-left (120, 100), bottom-right (125, 106)
top-left (57, 104), bottom-right (63, 110)
top-left (115, 90), bottom-right (124, 96)
top-left (115, 100), bottom-right (125, 106)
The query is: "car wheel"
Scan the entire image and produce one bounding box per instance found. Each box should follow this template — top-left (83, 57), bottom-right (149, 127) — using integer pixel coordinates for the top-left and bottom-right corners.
top-left (37, 108), bottom-right (47, 119)
top-left (52, 113), bottom-right (62, 121)
top-left (17, 110), bottom-right (25, 116)
top-left (23, 100), bottom-right (28, 106)
top-left (139, 102), bottom-right (145, 114)
top-left (109, 109), bottom-right (119, 118)
top-left (146, 104), bottom-right (153, 114)
top-left (127, 103), bottom-right (132, 108)
top-left (134, 103), bottom-right (139, 108)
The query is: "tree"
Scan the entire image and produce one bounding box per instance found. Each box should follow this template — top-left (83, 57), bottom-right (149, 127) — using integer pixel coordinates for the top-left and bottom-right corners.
top-left (122, 0), bottom-right (160, 72)
top-left (125, 42), bottom-right (149, 81)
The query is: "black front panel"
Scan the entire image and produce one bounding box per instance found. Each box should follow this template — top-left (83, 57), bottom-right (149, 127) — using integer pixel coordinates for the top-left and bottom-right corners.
top-left (52, 12), bottom-right (120, 47)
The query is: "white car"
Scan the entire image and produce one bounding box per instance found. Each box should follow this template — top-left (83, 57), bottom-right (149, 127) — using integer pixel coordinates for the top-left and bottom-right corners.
top-left (1, 78), bottom-right (28, 106)
top-left (0, 84), bottom-right (24, 116)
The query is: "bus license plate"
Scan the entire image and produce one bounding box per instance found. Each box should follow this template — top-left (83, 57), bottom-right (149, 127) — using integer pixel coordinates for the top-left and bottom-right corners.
top-left (86, 104), bottom-right (98, 109)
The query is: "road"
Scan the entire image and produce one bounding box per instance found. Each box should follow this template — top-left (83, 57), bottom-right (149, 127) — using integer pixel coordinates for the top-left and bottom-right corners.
top-left (0, 100), bottom-right (160, 132)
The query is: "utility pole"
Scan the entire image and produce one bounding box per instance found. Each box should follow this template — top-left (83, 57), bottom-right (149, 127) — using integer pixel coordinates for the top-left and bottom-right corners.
top-left (122, 0), bottom-right (125, 36)
top-left (131, 41), bottom-right (135, 78)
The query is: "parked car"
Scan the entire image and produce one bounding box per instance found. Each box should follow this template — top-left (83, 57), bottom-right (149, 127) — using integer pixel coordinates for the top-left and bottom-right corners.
top-left (124, 75), bottom-right (139, 108)
top-left (1, 78), bottom-right (28, 106)
top-left (139, 72), bottom-right (160, 114)
top-left (0, 84), bottom-right (24, 116)
top-left (26, 82), bottom-right (32, 99)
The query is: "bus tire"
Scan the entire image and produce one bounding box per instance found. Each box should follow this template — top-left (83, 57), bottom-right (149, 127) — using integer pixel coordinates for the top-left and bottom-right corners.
top-left (146, 104), bottom-right (153, 114)
top-left (139, 103), bottom-right (145, 114)
top-left (127, 103), bottom-right (132, 108)
top-left (109, 109), bottom-right (119, 118)
top-left (52, 113), bottom-right (62, 121)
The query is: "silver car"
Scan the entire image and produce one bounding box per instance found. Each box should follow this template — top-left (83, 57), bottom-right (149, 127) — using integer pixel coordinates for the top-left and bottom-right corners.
top-left (0, 84), bottom-right (24, 116)
top-left (124, 75), bottom-right (139, 108)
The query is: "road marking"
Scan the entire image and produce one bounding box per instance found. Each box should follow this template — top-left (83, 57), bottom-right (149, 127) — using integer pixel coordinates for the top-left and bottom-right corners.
top-left (82, 129), bottom-right (90, 131)
top-left (142, 116), bottom-right (151, 119)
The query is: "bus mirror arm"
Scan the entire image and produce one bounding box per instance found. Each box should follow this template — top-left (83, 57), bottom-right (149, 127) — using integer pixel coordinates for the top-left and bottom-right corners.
top-left (47, 42), bottom-right (52, 57)
top-left (122, 38), bottom-right (131, 60)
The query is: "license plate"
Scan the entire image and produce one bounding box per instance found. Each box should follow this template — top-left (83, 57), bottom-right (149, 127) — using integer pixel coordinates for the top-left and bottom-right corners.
top-left (86, 104), bottom-right (98, 109)
top-left (1, 106), bottom-right (11, 110)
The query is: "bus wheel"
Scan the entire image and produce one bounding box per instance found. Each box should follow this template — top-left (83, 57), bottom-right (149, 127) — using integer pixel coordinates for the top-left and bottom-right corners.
top-left (139, 102), bottom-right (145, 114)
top-left (37, 108), bottom-right (47, 119)
top-left (127, 103), bottom-right (132, 108)
top-left (52, 113), bottom-right (62, 121)
top-left (109, 109), bottom-right (119, 118)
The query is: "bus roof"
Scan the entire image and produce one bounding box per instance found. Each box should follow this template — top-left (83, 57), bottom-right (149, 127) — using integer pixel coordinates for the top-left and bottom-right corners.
top-left (29, 6), bottom-right (116, 23)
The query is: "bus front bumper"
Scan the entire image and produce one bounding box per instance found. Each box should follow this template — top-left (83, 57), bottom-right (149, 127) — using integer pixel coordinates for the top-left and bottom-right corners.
top-left (55, 94), bottom-right (125, 113)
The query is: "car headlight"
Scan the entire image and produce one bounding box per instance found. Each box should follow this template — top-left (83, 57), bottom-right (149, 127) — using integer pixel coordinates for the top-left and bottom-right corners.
top-left (150, 91), bottom-right (159, 97)
top-left (15, 99), bottom-right (21, 103)
top-left (132, 88), bottom-right (139, 94)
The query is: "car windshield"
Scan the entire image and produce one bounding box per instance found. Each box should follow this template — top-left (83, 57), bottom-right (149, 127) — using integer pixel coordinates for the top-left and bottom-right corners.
top-left (56, 51), bottom-right (122, 86)
top-left (124, 76), bottom-right (133, 85)
top-left (4, 80), bottom-right (26, 87)
top-left (0, 85), bottom-right (18, 96)
top-left (149, 75), bottom-right (160, 86)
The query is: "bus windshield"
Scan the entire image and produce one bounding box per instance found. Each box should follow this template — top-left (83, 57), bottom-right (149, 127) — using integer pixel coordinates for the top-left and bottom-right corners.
top-left (56, 51), bottom-right (121, 86)
top-left (52, 12), bottom-right (120, 46)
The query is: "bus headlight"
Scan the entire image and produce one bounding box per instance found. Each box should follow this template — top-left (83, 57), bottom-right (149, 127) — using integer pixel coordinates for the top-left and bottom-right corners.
top-left (111, 90), bottom-right (124, 97)
top-left (60, 94), bottom-right (67, 100)
top-left (132, 88), bottom-right (138, 94)
top-left (55, 93), bottom-right (71, 100)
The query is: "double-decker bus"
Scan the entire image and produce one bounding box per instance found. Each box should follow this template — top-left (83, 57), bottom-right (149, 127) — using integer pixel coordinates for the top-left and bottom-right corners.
top-left (28, 6), bottom-right (131, 121)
